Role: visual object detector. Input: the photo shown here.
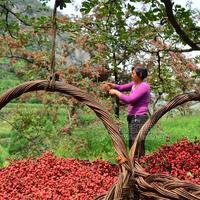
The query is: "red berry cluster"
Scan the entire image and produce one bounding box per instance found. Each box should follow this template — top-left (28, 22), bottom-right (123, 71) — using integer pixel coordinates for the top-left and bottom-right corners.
top-left (0, 152), bottom-right (118, 200)
top-left (139, 138), bottom-right (200, 184)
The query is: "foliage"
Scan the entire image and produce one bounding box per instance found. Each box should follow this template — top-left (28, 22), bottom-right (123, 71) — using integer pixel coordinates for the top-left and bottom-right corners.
top-left (0, 101), bottom-right (199, 165)
top-left (66, 0), bottom-right (200, 113)
top-left (0, 0), bottom-right (53, 80)
top-left (8, 103), bottom-right (66, 159)
top-left (146, 37), bottom-right (199, 111)
top-left (0, 145), bottom-right (9, 168)
top-left (0, 65), bottom-right (21, 93)
top-left (54, 110), bottom-right (200, 161)
top-left (79, 0), bottom-right (200, 49)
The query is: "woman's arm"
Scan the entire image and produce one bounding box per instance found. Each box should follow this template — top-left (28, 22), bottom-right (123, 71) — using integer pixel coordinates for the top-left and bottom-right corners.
top-left (105, 82), bottom-right (133, 92)
top-left (118, 83), bottom-right (150, 104)
top-left (114, 82), bottom-right (134, 91)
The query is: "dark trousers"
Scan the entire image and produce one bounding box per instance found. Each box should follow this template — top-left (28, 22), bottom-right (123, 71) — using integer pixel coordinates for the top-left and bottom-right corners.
top-left (127, 114), bottom-right (148, 158)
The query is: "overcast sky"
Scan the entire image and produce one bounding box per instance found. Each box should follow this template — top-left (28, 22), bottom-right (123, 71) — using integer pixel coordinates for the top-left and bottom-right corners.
top-left (47, 0), bottom-right (83, 16)
top-left (47, 0), bottom-right (200, 16)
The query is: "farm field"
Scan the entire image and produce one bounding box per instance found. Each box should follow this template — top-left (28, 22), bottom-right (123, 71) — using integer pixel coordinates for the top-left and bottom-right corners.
top-left (0, 102), bottom-right (199, 165)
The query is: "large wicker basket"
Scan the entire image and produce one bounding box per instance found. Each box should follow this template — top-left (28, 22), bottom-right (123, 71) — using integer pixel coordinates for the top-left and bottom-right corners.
top-left (0, 80), bottom-right (199, 200)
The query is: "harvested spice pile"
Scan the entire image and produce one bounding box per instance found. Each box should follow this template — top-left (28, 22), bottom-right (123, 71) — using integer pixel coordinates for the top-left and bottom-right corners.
top-left (0, 138), bottom-right (199, 199)
top-left (139, 138), bottom-right (200, 185)
top-left (0, 152), bottom-right (118, 200)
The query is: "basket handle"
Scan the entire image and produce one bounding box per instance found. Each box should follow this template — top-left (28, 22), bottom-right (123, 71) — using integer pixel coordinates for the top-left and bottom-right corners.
top-left (0, 80), bottom-right (134, 199)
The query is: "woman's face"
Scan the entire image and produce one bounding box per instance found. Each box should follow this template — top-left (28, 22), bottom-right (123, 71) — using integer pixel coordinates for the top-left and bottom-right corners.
top-left (131, 69), bottom-right (141, 82)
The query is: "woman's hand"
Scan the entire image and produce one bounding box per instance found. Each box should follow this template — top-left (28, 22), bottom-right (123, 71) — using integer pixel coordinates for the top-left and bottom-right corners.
top-left (106, 82), bottom-right (116, 88)
top-left (109, 89), bottom-right (121, 97)
top-left (100, 82), bottom-right (116, 92)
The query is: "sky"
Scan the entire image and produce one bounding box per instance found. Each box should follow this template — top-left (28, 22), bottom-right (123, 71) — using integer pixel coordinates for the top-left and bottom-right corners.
top-left (46, 0), bottom-right (200, 16)
top-left (47, 0), bottom-right (83, 16)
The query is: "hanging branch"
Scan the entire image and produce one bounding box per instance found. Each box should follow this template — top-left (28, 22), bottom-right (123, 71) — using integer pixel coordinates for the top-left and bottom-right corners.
top-left (161, 0), bottom-right (200, 50)
top-left (5, 10), bottom-right (17, 39)
top-left (0, 55), bottom-right (34, 64)
top-left (156, 51), bottom-right (164, 82)
top-left (105, 0), bottom-right (115, 31)
top-left (49, 0), bottom-right (70, 82)
top-left (0, 4), bottom-right (53, 28)
top-left (0, 4), bottom-right (31, 26)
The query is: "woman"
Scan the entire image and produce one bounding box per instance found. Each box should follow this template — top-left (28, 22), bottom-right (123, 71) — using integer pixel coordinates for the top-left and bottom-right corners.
top-left (107, 66), bottom-right (150, 158)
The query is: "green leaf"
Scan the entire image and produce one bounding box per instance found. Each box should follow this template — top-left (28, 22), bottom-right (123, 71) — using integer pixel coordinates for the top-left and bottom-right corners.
top-left (56, 0), bottom-right (72, 10)
top-left (80, 8), bottom-right (91, 14)
top-left (152, 8), bottom-right (160, 13)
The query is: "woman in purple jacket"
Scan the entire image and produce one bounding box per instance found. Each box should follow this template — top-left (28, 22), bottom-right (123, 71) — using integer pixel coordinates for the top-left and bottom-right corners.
top-left (107, 66), bottom-right (150, 158)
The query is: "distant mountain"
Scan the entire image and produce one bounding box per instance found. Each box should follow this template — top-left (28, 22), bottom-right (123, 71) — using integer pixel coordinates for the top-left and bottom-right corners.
top-left (0, 0), bottom-right (90, 68)
top-left (11, 0), bottom-right (52, 16)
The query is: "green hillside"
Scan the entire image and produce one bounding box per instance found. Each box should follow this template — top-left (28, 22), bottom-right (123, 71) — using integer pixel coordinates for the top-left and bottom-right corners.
top-left (0, 59), bottom-right (21, 94)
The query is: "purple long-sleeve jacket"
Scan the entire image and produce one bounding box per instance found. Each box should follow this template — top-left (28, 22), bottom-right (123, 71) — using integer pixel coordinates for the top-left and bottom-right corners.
top-left (114, 81), bottom-right (150, 116)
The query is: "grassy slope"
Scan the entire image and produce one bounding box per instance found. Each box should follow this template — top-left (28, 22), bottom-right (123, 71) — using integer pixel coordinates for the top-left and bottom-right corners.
top-left (0, 71), bottom-right (20, 93)
top-left (0, 64), bottom-right (22, 164)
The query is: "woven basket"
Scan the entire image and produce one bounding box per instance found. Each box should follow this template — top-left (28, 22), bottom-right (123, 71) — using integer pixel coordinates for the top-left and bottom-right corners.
top-left (0, 80), bottom-right (199, 200)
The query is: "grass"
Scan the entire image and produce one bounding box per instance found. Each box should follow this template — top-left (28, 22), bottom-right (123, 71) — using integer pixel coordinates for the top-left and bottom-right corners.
top-left (53, 110), bottom-right (200, 162)
top-left (145, 113), bottom-right (200, 153)
top-left (0, 101), bottom-right (199, 165)
top-left (0, 66), bottom-right (21, 94)
top-left (0, 122), bottom-right (11, 167)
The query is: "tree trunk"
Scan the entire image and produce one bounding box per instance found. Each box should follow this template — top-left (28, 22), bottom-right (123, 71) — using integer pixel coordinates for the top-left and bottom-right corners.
top-left (115, 97), bottom-right (120, 118)
top-left (114, 65), bottom-right (120, 118)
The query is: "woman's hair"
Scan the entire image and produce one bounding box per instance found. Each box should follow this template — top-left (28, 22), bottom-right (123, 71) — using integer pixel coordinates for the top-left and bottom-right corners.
top-left (132, 66), bottom-right (148, 80)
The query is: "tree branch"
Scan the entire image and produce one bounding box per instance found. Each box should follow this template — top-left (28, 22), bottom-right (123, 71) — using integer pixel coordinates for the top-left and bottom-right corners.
top-left (0, 55), bottom-right (34, 64)
top-left (0, 4), bottom-right (54, 30)
top-left (141, 47), bottom-right (198, 54)
top-left (0, 4), bottom-right (31, 26)
top-left (156, 51), bottom-right (164, 82)
top-left (105, 0), bottom-right (115, 31)
top-left (161, 0), bottom-right (200, 50)
top-left (5, 9), bottom-right (17, 39)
